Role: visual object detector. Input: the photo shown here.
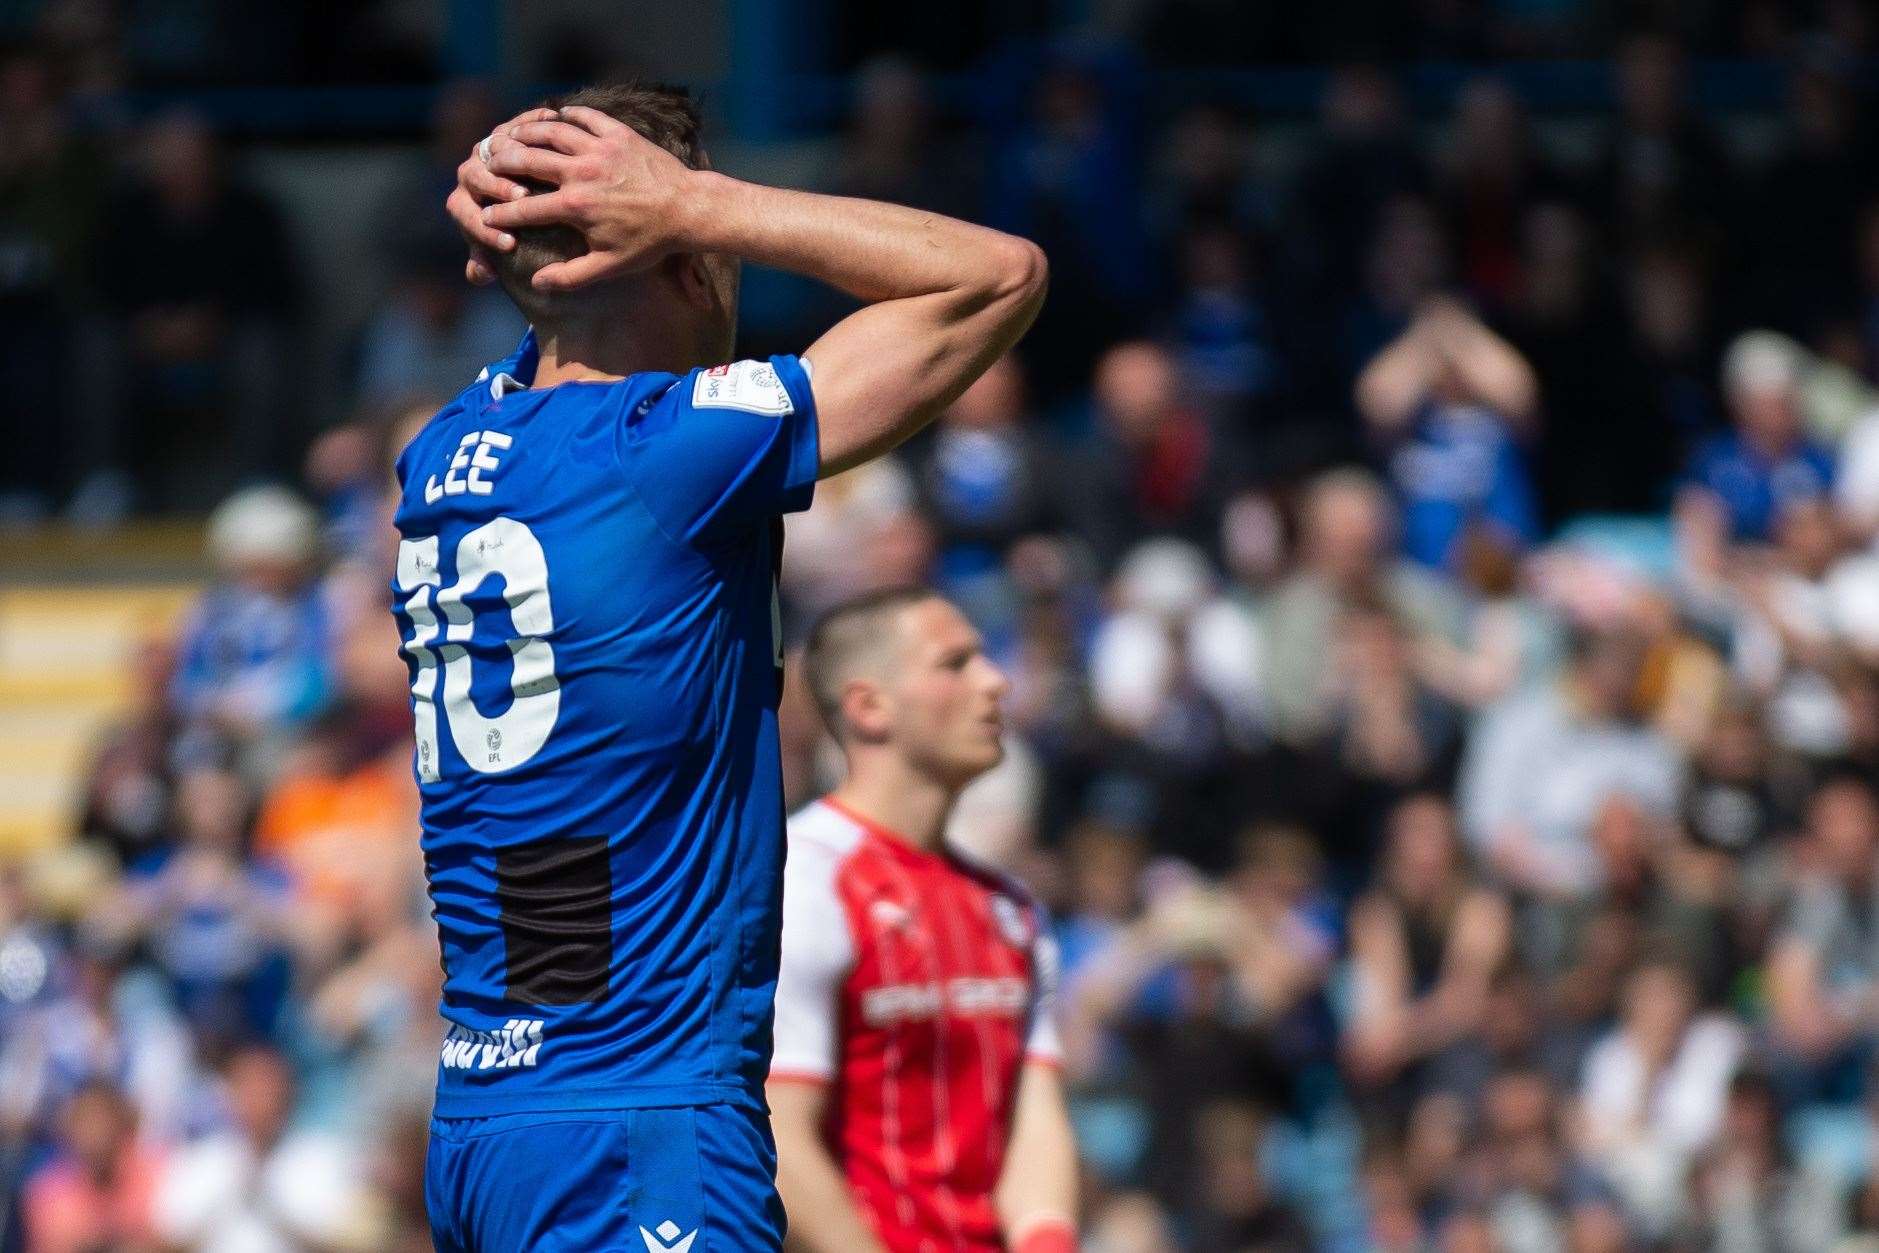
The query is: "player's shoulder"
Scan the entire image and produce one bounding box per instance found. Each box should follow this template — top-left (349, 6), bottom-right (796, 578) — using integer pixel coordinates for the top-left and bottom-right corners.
top-left (942, 841), bottom-right (1029, 899)
top-left (786, 799), bottom-right (867, 861)
top-left (781, 802), bottom-right (868, 946)
top-left (944, 843), bottom-right (1052, 928)
top-left (630, 356), bottom-right (809, 447)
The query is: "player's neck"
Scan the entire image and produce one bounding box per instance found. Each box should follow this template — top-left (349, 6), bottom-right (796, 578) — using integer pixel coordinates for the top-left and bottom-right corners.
top-left (529, 320), bottom-right (702, 387)
top-left (830, 758), bottom-right (959, 854)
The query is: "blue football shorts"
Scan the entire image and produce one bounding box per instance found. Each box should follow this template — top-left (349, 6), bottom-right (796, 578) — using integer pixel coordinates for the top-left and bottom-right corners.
top-left (424, 1103), bottom-right (785, 1252)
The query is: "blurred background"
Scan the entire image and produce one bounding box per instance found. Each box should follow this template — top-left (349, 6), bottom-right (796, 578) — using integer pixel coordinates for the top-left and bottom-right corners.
top-left (6, 1), bottom-right (1879, 1250)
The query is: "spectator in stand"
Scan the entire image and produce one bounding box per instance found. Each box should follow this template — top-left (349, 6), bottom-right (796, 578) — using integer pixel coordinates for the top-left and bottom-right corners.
top-left (1344, 195), bottom-right (1451, 379)
top-left (1087, 537), bottom-right (1261, 764)
top-left (151, 1044), bottom-right (378, 1252)
top-left (825, 56), bottom-right (978, 221)
top-left (1435, 77), bottom-right (1563, 315)
top-left (1688, 1071), bottom-right (1844, 1250)
top-left (250, 704), bottom-right (417, 965)
top-left (1145, 102), bottom-right (1275, 246)
top-left (1765, 774), bottom-right (1879, 1104)
top-left (1445, 1067), bottom-right (1625, 1252)
top-left (75, 635), bottom-right (181, 870)
top-left (1343, 795), bottom-right (1511, 1106)
top-left (1591, 32), bottom-right (1735, 251)
top-left (1739, 50), bottom-right (1870, 339)
top-left (1683, 333), bottom-right (1836, 544)
top-left (906, 354), bottom-right (1059, 613)
top-left (369, 80), bottom-right (504, 267)
top-left (1067, 830), bottom-right (1336, 1200)
top-left (1626, 243), bottom-right (1724, 464)
top-left (21, 1081), bottom-right (166, 1253)
top-left (1679, 691), bottom-right (1792, 864)
top-left (1293, 65), bottom-right (1424, 319)
top-left (86, 109), bottom-right (299, 508)
top-left (1355, 296), bottom-right (1541, 574)
top-left (170, 486), bottom-right (331, 762)
top-left (355, 83), bottom-right (523, 406)
top-left (1060, 341), bottom-right (1226, 573)
top-left (108, 767), bottom-right (296, 1043)
top-left (1575, 958), bottom-right (1742, 1238)
top-left (1459, 626), bottom-right (1683, 898)
top-left (777, 453), bottom-right (920, 624)
top-left (1159, 223), bottom-right (1282, 422)
top-left (1184, 1098), bottom-right (1313, 1248)
top-left (989, 50), bottom-right (1150, 401)
top-left (1326, 595), bottom-right (1466, 796)
top-left (0, 933), bottom-right (196, 1154)
top-left (352, 230), bottom-right (523, 410)
top-left (1731, 496), bottom-right (1874, 757)
top-left (1509, 204), bottom-right (1679, 523)
top-left (1262, 469), bottom-right (1462, 746)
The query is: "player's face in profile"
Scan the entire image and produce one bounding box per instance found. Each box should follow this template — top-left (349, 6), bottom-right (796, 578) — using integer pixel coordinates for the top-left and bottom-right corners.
top-left (887, 600), bottom-right (1008, 784)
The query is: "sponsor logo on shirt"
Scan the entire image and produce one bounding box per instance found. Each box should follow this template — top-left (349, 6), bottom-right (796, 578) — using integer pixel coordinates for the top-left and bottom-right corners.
top-left (440, 1019), bottom-right (544, 1071)
top-left (860, 977), bottom-right (1029, 1026)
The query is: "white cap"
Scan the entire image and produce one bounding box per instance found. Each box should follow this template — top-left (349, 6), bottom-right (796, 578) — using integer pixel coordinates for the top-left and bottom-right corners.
top-left (1722, 330), bottom-right (1803, 400)
top-left (1113, 537), bottom-right (1214, 620)
top-left (206, 485), bottom-right (319, 569)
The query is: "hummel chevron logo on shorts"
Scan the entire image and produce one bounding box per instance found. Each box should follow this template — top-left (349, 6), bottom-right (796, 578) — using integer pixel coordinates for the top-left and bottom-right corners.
top-left (640, 1220), bottom-right (697, 1253)
top-left (439, 1019), bottom-right (544, 1070)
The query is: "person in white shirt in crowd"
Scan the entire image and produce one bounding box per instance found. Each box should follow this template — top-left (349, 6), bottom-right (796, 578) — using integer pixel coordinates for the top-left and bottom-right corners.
top-left (1088, 537), bottom-right (1263, 748)
top-left (1459, 625), bottom-right (1683, 898)
top-left (1575, 958), bottom-right (1742, 1239)
top-left (151, 1043), bottom-right (377, 1253)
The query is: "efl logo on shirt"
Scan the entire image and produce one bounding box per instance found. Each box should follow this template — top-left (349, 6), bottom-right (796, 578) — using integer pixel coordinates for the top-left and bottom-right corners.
top-left (440, 1019), bottom-right (544, 1071)
top-left (692, 360), bottom-right (794, 416)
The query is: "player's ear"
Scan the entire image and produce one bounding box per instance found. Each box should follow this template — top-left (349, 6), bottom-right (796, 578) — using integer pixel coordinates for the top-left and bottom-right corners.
top-left (840, 679), bottom-right (891, 744)
top-left (672, 252), bottom-right (715, 313)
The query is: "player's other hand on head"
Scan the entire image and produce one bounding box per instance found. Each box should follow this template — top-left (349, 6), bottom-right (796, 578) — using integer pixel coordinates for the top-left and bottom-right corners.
top-left (479, 105), bottom-right (698, 293)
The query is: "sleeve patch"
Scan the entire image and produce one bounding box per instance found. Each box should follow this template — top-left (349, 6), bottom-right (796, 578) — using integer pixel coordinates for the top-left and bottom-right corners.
top-left (692, 359), bottom-right (794, 416)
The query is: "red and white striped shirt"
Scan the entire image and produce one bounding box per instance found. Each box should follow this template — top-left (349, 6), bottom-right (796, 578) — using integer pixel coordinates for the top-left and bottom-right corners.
top-left (770, 798), bottom-right (1063, 1253)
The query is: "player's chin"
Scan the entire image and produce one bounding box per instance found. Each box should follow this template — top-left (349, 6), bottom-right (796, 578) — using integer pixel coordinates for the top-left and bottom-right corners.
top-left (937, 730), bottom-right (1004, 782)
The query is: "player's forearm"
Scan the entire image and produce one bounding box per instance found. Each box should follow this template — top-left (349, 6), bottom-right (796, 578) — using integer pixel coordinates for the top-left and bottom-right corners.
top-left (678, 171), bottom-right (1041, 310)
top-left (995, 1064), bottom-right (1079, 1251)
top-left (774, 1132), bottom-right (888, 1253)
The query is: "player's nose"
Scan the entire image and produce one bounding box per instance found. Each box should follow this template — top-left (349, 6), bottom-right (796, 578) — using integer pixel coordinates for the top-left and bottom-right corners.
top-left (980, 658), bottom-right (1011, 700)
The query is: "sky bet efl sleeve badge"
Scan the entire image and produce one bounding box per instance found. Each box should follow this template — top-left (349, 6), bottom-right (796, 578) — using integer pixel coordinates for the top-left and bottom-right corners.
top-left (991, 893), bottom-right (1031, 948)
top-left (692, 359), bottom-right (795, 416)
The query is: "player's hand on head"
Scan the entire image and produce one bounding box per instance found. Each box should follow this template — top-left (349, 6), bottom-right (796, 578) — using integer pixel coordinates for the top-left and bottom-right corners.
top-left (479, 104), bottom-right (698, 293)
top-left (448, 107), bottom-right (557, 284)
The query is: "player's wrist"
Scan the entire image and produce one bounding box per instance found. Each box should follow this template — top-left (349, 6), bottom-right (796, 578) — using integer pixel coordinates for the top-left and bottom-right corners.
top-left (668, 168), bottom-right (737, 254)
top-left (1011, 1215), bottom-right (1077, 1253)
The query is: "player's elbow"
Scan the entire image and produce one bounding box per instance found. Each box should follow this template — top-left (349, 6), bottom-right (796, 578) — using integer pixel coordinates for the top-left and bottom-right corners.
top-left (988, 237), bottom-right (1049, 312)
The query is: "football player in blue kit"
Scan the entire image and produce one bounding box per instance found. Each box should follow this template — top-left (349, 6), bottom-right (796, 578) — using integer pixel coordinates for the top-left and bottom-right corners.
top-left (393, 84), bottom-right (1047, 1252)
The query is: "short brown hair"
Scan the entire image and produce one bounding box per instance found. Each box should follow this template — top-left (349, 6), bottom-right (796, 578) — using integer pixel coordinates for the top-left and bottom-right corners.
top-left (801, 587), bottom-right (941, 738)
top-left (492, 82), bottom-right (705, 323)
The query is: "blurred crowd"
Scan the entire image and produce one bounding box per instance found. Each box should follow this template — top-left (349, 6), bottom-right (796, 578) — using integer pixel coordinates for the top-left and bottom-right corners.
top-left (12, 5), bottom-right (1879, 1253)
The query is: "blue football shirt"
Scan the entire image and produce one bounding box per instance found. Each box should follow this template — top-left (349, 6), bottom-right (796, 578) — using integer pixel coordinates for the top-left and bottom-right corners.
top-left (390, 332), bottom-right (818, 1116)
